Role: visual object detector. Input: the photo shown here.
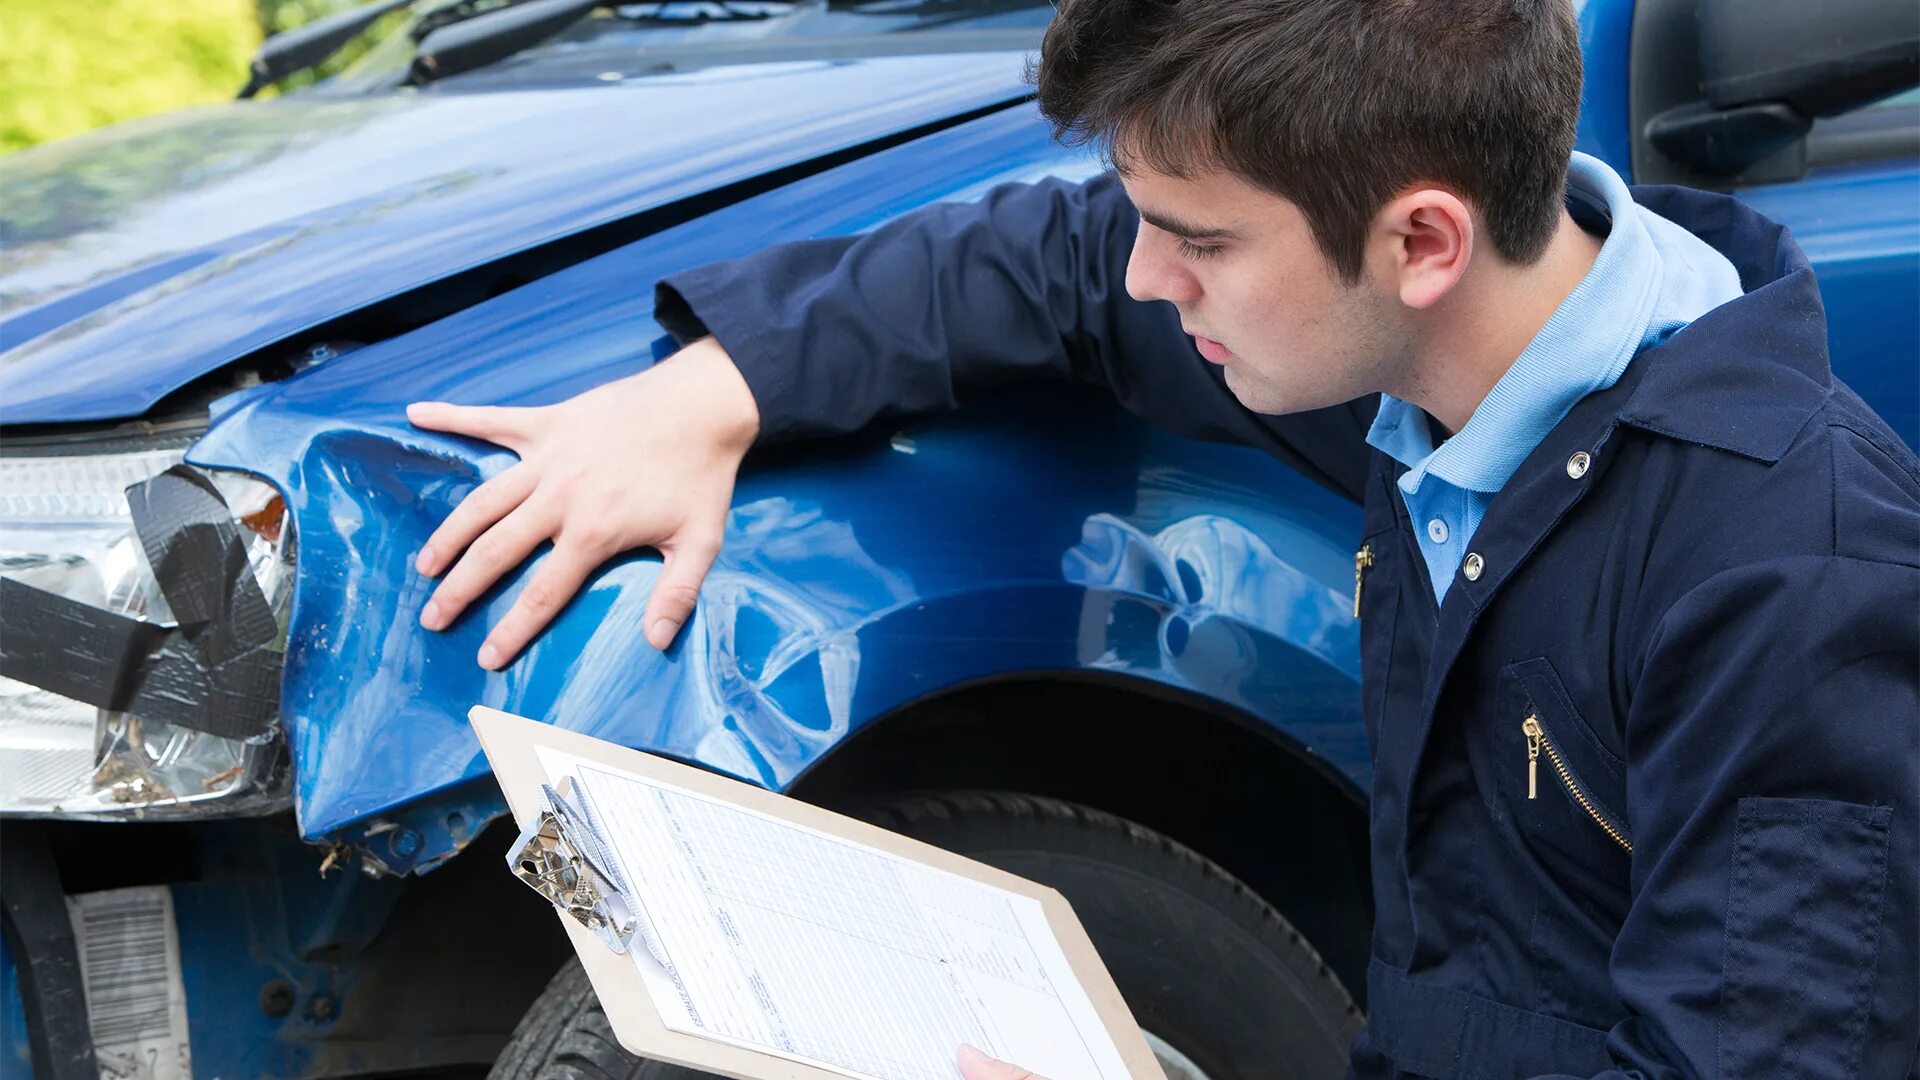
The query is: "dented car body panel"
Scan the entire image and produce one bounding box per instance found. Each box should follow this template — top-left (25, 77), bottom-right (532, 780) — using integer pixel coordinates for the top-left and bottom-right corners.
top-left (186, 104), bottom-right (1370, 850)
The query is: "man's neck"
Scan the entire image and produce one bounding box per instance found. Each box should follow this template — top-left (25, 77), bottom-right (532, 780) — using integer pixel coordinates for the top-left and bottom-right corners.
top-left (1404, 211), bottom-right (1605, 437)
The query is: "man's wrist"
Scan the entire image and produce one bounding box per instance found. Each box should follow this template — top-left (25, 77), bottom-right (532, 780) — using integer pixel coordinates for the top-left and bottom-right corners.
top-left (665, 335), bottom-right (761, 451)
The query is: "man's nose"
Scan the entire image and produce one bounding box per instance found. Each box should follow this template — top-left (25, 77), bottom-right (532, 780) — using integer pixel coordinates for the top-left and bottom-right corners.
top-left (1125, 228), bottom-right (1200, 305)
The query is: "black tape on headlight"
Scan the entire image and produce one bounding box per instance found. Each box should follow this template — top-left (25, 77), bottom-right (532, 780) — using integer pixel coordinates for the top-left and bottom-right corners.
top-left (0, 466), bottom-right (280, 741)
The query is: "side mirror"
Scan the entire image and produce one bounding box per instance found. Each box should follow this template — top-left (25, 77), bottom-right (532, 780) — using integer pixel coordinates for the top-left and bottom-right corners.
top-left (1699, 0), bottom-right (1918, 118)
top-left (1643, 0), bottom-right (1919, 179)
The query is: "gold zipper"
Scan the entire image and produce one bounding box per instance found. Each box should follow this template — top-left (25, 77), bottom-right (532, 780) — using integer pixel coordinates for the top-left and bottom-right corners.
top-left (1353, 545), bottom-right (1375, 618)
top-left (1521, 715), bottom-right (1632, 854)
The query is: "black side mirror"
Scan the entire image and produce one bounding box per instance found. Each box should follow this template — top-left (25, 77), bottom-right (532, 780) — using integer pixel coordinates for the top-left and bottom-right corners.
top-left (1699, 0), bottom-right (1918, 118)
top-left (1641, 0), bottom-right (1919, 180)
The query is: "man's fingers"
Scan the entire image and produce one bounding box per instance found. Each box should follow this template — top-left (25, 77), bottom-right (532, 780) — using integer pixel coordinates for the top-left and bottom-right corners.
top-left (421, 500), bottom-right (556, 632)
top-left (476, 540), bottom-right (605, 670)
top-left (407, 400), bottom-right (534, 445)
top-left (955, 1045), bottom-right (1043, 1080)
top-left (417, 464), bottom-right (537, 578)
top-left (643, 532), bottom-right (722, 650)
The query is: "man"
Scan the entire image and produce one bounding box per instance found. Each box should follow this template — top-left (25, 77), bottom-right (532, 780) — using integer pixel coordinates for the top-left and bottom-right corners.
top-left (407, 1), bottom-right (1920, 1076)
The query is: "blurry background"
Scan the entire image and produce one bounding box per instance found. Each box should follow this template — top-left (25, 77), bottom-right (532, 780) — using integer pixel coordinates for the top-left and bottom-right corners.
top-left (1, 1), bottom-right (395, 153)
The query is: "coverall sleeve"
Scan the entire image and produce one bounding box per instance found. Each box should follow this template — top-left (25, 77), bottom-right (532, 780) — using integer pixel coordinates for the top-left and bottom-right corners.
top-left (653, 171), bottom-right (1375, 503)
top-left (1553, 555), bottom-right (1920, 1080)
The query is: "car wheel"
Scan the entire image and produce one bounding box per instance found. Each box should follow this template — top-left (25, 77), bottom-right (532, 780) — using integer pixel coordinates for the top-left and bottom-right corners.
top-left (489, 791), bottom-right (1360, 1080)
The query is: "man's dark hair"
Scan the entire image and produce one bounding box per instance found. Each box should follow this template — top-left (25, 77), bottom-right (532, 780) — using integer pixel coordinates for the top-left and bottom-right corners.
top-left (1035, 0), bottom-right (1584, 282)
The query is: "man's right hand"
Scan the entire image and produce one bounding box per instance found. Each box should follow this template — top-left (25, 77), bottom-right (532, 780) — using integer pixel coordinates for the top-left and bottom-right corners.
top-left (956, 1045), bottom-right (1048, 1080)
top-left (407, 336), bottom-right (760, 669)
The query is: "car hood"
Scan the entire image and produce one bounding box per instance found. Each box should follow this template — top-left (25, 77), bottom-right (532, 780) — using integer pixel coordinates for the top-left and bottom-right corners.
top-left (0, 53), bottom-right (1029, 424)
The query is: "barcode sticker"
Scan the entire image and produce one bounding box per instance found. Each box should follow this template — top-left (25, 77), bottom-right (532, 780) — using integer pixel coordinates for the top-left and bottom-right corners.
top-left (66, 887), bottom-right (192, 1080)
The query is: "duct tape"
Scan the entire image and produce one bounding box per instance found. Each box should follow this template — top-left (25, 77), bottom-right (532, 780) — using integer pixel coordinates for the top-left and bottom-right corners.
top-left (0, 466), bottom-right (280, 742)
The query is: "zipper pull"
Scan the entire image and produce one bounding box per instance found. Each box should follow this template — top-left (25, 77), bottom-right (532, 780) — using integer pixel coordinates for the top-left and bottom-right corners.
top-left (1353, 545), bottom-right (1375, 619)
top-left (1522, 715), bottom-right (1543, 800)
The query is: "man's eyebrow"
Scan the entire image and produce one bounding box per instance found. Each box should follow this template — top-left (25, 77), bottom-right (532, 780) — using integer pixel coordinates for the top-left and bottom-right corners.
top-left (1137, 207), bottom-right (1240, 242)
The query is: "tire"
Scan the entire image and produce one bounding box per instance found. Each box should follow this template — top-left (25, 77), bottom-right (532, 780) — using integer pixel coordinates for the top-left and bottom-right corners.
top-left (489, 791), bottom-right (1361, 1080)
top-left (488, 958), bottom-right (682, 1080)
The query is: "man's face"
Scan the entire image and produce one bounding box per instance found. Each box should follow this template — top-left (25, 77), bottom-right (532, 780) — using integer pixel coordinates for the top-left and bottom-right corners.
top-left (1119, 165), bottom-right (1411, 415)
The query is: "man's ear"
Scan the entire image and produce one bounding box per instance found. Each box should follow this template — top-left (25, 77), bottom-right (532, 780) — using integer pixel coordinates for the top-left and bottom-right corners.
top-left (1373, 187), bottom-right (1473, 310)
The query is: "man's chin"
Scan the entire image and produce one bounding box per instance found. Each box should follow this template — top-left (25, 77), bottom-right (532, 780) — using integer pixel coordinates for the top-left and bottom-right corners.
top-left (1226, 372), bottom-right (1362, 416)
top-left (1222, 365), bottom-right (1312, 415)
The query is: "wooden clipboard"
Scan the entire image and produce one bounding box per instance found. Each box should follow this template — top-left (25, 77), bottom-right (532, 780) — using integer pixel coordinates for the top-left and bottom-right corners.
top-left (470, 705), bottom-right (1166, 1080)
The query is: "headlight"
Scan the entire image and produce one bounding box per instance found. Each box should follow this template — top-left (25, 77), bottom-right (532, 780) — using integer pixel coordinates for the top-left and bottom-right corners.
top-left (0, 432), bottom-right (295, 818)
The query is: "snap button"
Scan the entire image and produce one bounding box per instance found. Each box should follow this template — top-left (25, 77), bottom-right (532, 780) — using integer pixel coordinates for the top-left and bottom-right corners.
top-left (1463, 552), bottom-right (1484, 581)
top-left (1567, 451), bottom-right (1591, 479)
top-left (1427, 518), bottom-right (1449, 543)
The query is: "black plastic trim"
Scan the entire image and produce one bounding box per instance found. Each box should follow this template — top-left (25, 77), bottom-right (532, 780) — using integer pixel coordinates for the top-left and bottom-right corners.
top-left (1806, 101), bottom-right (1920, 170)
top-left (0, 821), bottom-right (98, 1080)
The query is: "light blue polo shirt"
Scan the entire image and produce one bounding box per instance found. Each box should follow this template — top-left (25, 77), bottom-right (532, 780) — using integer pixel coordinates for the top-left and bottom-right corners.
top-left (1366, 152), bottom-right (1745, 603)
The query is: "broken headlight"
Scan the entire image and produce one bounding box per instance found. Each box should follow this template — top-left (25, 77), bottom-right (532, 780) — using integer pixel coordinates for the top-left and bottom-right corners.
top-left (0, 432), bottom-right (295, 818)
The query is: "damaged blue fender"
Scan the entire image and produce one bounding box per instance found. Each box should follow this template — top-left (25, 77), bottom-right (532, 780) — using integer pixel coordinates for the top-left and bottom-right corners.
top-left (188, 103), bottom-right (1370, 863)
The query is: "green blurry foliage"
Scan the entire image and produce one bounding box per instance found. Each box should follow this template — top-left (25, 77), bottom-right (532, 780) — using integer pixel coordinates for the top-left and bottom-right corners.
top-left (0, 0), bottom-right (402, 154)
top-left (0, 0), bottom-right (261, 153)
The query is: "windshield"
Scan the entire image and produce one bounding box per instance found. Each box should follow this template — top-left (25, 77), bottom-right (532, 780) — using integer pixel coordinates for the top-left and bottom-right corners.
top-left (320, 0), bottom-right (1053, 95)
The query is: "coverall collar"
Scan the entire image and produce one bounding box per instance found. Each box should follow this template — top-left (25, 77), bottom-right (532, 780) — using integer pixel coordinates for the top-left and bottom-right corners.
top-left (1616, 185), bottom-right (1835, 463)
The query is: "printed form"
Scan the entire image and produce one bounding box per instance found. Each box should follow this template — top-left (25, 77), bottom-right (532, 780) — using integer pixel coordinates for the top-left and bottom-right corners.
top-left (535, 746), bottom-right (1131, 1080)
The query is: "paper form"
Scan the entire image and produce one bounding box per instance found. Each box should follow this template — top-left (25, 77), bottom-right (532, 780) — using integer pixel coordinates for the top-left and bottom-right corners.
top-left (535, 746), bottom-right (1131, 1080)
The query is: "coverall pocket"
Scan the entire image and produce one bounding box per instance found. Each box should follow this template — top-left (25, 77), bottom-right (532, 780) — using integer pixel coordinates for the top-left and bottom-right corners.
top-left (1719, 796), bottom-right (1893, 1080)
top-left (1499, 659), bottom-right (1630, 861)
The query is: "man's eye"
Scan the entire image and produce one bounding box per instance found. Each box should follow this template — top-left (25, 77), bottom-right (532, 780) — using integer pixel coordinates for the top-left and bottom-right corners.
top-left (1176, 237), bottom-right (1223, 261)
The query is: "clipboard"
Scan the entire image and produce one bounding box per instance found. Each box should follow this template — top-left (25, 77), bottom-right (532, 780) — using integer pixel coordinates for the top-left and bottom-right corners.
top-left (470, 705), bottom-right (1167, 1080)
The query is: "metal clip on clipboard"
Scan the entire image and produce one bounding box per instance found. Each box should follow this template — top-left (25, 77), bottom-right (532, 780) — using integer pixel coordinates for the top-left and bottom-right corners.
top-left (509, 776), bottom-right (640, 955)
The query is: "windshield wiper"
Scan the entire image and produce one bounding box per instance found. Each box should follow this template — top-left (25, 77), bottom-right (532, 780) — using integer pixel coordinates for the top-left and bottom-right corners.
top-left (238, 0), bottom-right (415, 98)
top-left (241, 0), bottom-right (813, 96)
top-left (410, 0), bottom-right (806, 83)
top-left (411, 0), bottom-right (603, 82)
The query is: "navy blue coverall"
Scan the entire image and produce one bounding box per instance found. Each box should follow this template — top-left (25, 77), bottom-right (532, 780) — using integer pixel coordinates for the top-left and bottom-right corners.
top-left (656, 175), bottom-right (1920, 1079)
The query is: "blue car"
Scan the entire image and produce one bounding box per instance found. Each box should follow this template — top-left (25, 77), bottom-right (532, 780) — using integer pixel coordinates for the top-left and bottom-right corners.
top-left (1, 1), bottom-right (1913, 1077)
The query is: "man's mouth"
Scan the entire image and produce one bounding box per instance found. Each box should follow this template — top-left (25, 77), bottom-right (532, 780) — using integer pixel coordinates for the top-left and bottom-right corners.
top-left (1189, 332), bottom-right (1234, 364)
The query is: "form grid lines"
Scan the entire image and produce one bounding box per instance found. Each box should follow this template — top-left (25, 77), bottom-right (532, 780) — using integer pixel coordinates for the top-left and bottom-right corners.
top-left (569, 761), bottom-right (1112, 1080)
top-left (671, 793), bottom-right (987, 1077)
